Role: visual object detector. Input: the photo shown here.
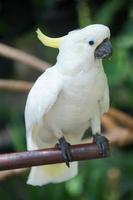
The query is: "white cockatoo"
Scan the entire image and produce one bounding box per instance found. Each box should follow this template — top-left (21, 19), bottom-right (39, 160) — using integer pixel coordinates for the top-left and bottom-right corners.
top-left (25, 24), bottom-right (112, 186)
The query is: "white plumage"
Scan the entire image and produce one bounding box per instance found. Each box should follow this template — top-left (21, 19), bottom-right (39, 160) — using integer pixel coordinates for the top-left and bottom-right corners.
top-left (25, 24), bottom-right (110, 186)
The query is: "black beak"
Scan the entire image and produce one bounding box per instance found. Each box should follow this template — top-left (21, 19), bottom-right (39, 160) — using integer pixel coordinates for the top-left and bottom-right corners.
top-left (95, 39), bottom-right (112, 59)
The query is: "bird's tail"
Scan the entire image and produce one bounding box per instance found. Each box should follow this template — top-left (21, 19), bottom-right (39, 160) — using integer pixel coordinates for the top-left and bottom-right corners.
top-left (27, 162), bottom-right (78, 186)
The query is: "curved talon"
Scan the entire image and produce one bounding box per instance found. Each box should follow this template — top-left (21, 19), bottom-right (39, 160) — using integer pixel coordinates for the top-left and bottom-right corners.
top-left (93, 133), bottom-right (109, 156)
top-left (56, 137), bottom-right (72, 167)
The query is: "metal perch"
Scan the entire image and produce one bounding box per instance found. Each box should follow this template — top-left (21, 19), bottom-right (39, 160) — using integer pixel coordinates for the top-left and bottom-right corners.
top-left (0, 142), bottom-right (110, 171)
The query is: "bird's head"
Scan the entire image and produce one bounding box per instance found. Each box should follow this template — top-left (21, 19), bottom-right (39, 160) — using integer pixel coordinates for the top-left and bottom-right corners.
top-left (37, 24), bottom-right (112, 73)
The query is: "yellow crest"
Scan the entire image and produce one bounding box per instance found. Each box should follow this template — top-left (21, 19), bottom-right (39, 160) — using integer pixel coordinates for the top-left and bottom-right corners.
top-left (36, 28), bottom-right (64, 48)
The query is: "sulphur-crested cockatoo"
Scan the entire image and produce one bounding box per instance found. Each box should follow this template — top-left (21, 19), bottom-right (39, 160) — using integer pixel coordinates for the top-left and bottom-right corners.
top-left (25, 24), bottom-right (112, 186)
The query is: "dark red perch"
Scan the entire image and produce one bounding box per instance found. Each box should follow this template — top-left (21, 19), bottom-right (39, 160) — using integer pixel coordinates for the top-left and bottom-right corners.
top-left (0, 142), bottom-right (110, 170)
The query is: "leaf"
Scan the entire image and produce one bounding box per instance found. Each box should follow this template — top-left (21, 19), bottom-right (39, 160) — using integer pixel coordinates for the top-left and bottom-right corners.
top-left (94, 0), bottom-right (126, 24)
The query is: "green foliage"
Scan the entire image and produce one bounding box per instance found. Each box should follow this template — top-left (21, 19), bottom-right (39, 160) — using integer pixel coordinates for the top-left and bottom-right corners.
top-left (93, 0), bottom-right (126, 24)
top-left (9, 121), bottom-right (25, 151)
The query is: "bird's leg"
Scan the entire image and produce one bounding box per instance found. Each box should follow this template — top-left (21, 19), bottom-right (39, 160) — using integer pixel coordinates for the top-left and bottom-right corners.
top-left (56, 136), bottom-right (72, 167)
top-left (91, 115), bottom-right (109, 156)
top-left (93, 133), bottom-right (109, 156)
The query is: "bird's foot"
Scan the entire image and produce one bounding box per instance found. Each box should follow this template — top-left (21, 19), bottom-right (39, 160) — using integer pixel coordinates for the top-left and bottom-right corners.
top-left (56, 137), bottom-right (72, 167)
top-left (93, 133), bottom-right (109, 156)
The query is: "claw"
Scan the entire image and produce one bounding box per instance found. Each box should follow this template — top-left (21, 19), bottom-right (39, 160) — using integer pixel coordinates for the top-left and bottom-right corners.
top-left (93, 133), bottom-right (109, 156)
top-left (56, 137), bottom-right (72, 167)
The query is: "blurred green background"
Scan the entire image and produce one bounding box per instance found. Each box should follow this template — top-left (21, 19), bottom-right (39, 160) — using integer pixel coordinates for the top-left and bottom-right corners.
top-left (0, 0), bottom-right (133, 199)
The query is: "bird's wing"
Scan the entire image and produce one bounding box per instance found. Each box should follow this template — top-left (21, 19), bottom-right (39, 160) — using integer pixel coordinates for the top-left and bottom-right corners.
top-left (25, 68), bottom-right (62, 133)
top-left (99, 84), bottom-right (110, 115)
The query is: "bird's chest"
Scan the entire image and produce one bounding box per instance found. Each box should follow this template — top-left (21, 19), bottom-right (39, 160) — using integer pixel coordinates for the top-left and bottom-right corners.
top-left (47, 70), bottom-right (106, 125)
top-left (62, 70), bottom-right (106, 108)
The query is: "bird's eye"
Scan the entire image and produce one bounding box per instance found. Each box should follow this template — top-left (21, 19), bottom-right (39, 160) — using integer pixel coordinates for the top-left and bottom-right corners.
top-left (88, 40), bottom-right (94, 45)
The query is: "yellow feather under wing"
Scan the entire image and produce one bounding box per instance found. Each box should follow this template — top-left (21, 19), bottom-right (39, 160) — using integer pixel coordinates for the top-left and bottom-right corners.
top-left (27, 162), bottom-right (78, 186)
